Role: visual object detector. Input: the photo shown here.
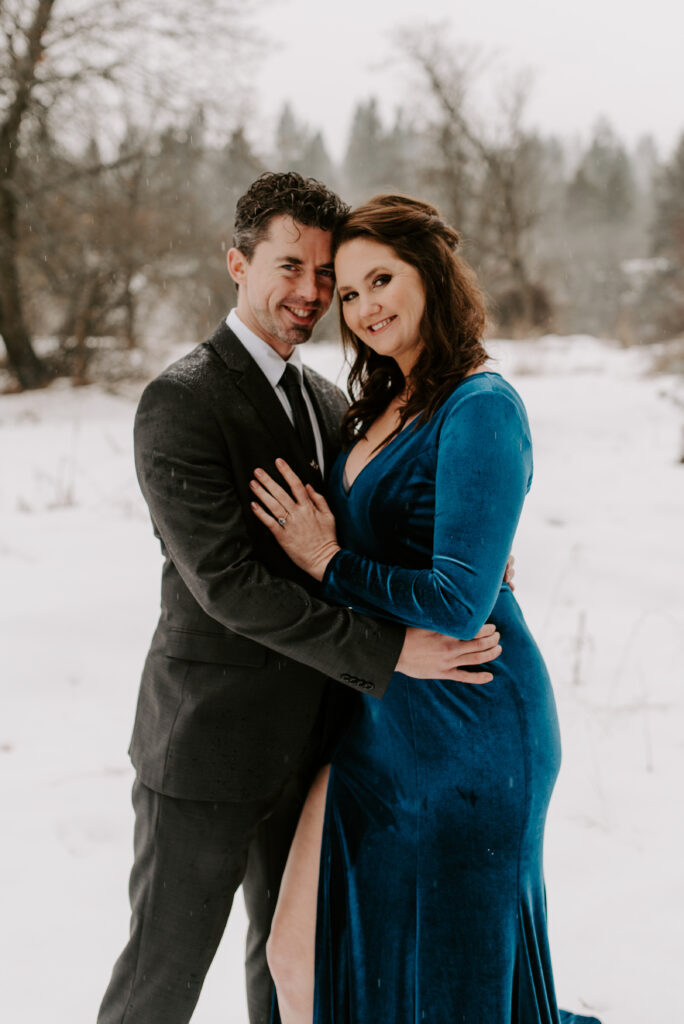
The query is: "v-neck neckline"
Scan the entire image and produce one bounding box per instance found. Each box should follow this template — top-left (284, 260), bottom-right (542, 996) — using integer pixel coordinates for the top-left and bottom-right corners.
top-left (339, 371), bottom-right (495, 497)
top-left (341, 413), bottom-right (420, 496)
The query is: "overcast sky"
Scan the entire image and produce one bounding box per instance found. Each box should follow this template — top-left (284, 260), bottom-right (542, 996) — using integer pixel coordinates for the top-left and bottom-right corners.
top-left (250, 0), bottom-right (684, 161)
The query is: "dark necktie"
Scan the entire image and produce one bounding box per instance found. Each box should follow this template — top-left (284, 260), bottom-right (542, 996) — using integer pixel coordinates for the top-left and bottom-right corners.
top-left (280, 363), bottom-right (320, 474)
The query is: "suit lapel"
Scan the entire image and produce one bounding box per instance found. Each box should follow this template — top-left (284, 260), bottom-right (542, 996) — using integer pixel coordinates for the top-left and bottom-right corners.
top-left (208, 322), bottom-right (331, 485)
top-left (303, 366), bottom-right (346, 472)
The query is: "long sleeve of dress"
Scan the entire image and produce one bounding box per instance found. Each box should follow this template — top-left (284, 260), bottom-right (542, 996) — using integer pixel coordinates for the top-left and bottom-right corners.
top-left (321, 389), bottom-right (532, 640)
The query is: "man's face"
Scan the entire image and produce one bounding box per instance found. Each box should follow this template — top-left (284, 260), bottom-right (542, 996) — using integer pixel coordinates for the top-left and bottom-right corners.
top-left (228, 215), bottom-right (335, 358)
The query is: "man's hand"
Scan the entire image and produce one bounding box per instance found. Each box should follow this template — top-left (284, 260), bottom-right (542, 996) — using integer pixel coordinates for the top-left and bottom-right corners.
top-left (395, 624), bottom-right (502, 684)
top-left (504, 554), bottom-right (515, 590)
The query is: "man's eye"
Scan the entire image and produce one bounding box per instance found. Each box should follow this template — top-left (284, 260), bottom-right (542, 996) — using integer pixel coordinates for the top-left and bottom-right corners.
top-left (282, 264), bottom-right (298, 272)
top-left (318, 269), bottom-right (335, 280)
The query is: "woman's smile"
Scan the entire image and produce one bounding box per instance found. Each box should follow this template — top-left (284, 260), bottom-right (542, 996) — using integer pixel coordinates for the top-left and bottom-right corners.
top-left (366, 315), bottom-right (397, 334)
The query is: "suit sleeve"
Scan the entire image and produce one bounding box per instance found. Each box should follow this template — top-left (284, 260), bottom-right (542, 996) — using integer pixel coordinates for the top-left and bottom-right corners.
top-left (134, 375), bottom-right (404, 696)
top-left (321, 391), bottom-right (532, 640)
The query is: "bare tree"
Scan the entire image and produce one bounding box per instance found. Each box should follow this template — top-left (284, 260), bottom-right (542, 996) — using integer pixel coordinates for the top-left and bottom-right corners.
top-left (0, 0), bottom-right (55, 388)
top-left (0, 0), bottom-right (258, 389)
top-left (21, 126), bottom-right (151, 379)
top-left (395, 25), bottom-right (550, 332)
top-left (394, 27), bottom-right (482, 232)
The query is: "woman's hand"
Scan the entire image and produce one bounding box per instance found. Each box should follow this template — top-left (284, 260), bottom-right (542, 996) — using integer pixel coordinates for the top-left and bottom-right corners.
top-left (250, 458), bottom-right (341, 581)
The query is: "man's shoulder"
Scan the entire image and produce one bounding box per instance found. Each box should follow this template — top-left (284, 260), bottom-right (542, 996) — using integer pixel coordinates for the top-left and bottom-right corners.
top-left (303, 362), bottom-right (348, 412)
top-left (142, 321), bottom-right (238, 397)
top-left (153, 342), bottom-right (215, 387)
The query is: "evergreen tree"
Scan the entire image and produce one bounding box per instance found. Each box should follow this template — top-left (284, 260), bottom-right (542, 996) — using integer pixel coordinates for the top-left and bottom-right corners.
top-left (343, 99), bottom-right (390, 202)
top-left (275, 103), bottom-right (309, 171)
top-left (563, 119), bottom-right (641, 336)
top-left (301, 131), bottom-right (337, 188)
top-left (651, 133), bottom-right (684, 337)
top-left (566, 118), bottom-right (635, 224)
top-left (273, 104), bottom-right (336, 185)
top-left (653, 134), bottom-right (684, 259)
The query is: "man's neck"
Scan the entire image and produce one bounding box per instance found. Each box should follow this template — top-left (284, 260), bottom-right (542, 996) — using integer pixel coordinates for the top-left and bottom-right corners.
top-left (233, 304), bottom-right (294, 360)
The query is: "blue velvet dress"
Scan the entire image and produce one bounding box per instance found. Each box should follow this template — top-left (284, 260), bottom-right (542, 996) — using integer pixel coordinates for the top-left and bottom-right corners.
top-left (300, 373), bottom-right (600, 1023)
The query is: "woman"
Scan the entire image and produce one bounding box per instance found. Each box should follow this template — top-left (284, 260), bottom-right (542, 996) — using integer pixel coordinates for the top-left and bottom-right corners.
top-left (250, 195), bottom-right (600, 1024)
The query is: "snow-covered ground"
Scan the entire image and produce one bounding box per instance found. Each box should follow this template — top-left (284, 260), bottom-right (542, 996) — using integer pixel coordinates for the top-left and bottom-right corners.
top-left (1, 336), bottom-right (682, 1023)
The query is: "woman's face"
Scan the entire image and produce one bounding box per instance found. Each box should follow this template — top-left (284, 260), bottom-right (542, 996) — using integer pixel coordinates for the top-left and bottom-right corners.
top-left (335, 238), bottom-right (426, 375)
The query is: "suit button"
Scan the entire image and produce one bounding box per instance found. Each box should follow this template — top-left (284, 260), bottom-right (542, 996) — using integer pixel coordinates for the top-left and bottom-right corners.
top-left (341, 672), bottom-right (374, 691)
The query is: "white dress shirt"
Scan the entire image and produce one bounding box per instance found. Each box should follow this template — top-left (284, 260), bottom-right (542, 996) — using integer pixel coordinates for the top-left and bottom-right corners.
top-left (226, 309), bottom-right (325, 472)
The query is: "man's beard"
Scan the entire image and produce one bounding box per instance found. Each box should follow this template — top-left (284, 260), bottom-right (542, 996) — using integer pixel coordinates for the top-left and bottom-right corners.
top-left (265, 304), bottom-right (319, 345)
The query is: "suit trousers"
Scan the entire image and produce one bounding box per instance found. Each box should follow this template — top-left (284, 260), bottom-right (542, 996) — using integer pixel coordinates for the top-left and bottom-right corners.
top-left (97, 763), bottom-right (316, 1024)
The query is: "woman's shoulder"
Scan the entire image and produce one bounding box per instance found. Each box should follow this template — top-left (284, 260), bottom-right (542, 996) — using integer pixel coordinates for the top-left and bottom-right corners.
top-left (442, 371), bottom-right (526, 415)
top-left (433, 372), bottom-right (531, 445)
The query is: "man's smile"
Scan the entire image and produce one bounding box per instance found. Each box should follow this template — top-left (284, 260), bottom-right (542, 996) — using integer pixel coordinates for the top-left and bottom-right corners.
top-left (282, 304), bottom-right (318, 325)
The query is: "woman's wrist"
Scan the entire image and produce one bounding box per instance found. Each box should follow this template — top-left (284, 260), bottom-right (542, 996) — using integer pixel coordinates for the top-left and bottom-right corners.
top-left (309, 543), bottom-right (342, 582)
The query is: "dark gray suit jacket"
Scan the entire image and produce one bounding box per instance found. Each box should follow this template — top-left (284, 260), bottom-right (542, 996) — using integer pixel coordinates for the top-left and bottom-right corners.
top-left (129, 322), bottom-right (404, 801)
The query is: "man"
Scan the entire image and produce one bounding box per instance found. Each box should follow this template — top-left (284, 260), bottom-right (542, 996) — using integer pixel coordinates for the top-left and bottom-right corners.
top-left (97, 172), bottom-right (502, 1024)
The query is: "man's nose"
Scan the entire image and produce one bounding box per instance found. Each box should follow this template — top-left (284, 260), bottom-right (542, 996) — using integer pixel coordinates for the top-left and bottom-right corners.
top-left (298, 270), bottom-right (321, 303)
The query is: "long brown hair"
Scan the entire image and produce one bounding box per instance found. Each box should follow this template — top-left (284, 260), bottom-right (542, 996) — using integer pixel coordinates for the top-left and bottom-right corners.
top-left (332, 194), bottom-right (488, 448)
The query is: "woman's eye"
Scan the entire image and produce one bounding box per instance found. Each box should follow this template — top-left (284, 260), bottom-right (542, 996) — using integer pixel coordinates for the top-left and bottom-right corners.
top-left (340, 291), bottom-right (357, 303)
top-left (372, 274), bottom-right (391, 288)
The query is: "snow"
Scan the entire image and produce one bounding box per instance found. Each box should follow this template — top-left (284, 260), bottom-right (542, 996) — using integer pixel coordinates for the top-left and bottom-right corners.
top-left (1, 336), bottom-right (682, 1022)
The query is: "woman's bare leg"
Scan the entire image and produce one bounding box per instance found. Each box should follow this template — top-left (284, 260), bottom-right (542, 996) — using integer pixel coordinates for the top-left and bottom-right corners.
top-left (266, 764), bottom-right (330, 1024)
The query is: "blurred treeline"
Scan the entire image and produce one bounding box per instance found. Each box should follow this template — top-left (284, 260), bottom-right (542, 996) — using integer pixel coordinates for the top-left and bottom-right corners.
top-left (2, 4), bottom-right (683, 391)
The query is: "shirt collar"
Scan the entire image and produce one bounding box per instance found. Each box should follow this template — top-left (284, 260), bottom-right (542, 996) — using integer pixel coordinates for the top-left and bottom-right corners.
top-left (227, 309), bottom-right (304, 389)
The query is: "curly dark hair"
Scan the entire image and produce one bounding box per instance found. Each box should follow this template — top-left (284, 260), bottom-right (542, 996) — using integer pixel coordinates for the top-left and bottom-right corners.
top-left (233, 171), bottom-right (349, 259)
top-left (332, 194), bottom-right (489, 448)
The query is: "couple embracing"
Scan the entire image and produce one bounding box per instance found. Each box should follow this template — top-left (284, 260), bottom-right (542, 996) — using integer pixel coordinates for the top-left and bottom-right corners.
top-left (97, 172), bottom-right (601, 1024)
